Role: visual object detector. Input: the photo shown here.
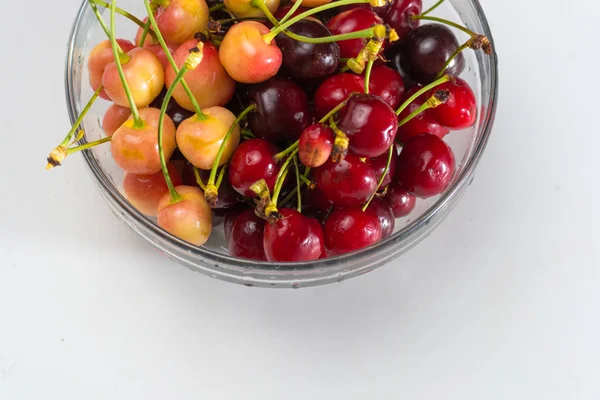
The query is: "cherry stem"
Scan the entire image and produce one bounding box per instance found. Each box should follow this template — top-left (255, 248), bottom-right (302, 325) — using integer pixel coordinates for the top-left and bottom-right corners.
top-left (274, 25), bottom-right (386, 45)
top-left (362, 145), bottom-right (394, 211)
top-left (319, 92), bottom-right (357, 124)
top-left (216, 165), bottom-right (227, 189)
top-left (61, 85), bottom-right (102, 148)
top-left (274, 141), bottom-right (299, 162)
top-left (263, 0), bottom-right (371, 43)
top-left (89, 1), bottom-right (113, 40)
top-left (398, 89), bottom-right (449, 127)
top-left (137, 19), bottom-right (152, 47)
top-left (364, 59), bottom-right (374, 94)
top-left (143, 0), bottom-right (207, 120)
top-left (67, 136), bottom-right (112, 154)
top-left (271, 149), bottom-right (298, 208)
top-left (395, 74), bottom-right (450, 116)
top-left (435, 41), bottom-right (469, 79)
top-left (279, 0), bottom-right (303, 24)
top-left (420, 0), bottom-right (445, 16)
top-left (411, 15), bottom-right (479, 38)
top-left (209, 3), bottom-right (225, 12)
top-left (193, 167), bottom-right (208, 191)
top-left (91, 0), bottom-right (158, 42)
top-left (251, 0), bottom-right (280, 27)
top-left (280, 167), bottom-right (311, 207)
top-left (293, 157), bottom-right (302, 212)
top-left (109, 0), bottom-right (142, 127)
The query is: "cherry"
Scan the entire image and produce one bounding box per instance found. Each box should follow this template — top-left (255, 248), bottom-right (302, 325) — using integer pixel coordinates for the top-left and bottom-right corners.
top-left (176, 107), bottom-right (240, 170)
top-left (298, 124), bottom-right (334, 168)
top-left (102, 104), bottom-right (131, 137)
top-left (224, 204), bottom-right (247, 242)
top-left (388, 24), bottom-right (464, 85)
top-left (396, 87), bottom-right (449, 144)
top-left (365, 64), bottom-right (405, 109)
top-left (290, 0), bottom-right (332, 7)
top-left (219, 21), bottom-right (282, 84)
top-left (274, 4), bottom-right (310, 20)
top-left (154, 0), bottom-right (210, 45)
top-left (368, 146), bottom-right (398, 187)
top-left (88, 39), bottom-right (136, 100)
top-left (385, 181), bottom-right (416, 217)
top-left (313, 153), bottom-right (378, 207)
top-left (149, 89), bottom-right (195, 128)
top-left (229, 208), bottom-right (268, 260)
top-left (337, 93), bottom-right (398, 158)
top-left (224, 0), bottom-right (280, 18)
top-left (182, 162), bottom-right (240, 209)
top-left (395, 133), bottom-right (455, 198)
top-left (157, 185), bottom-right (213, 246)
top-left (303, 186), bottom-right (333, 212)
top-left (340, 4), bottom-right (391, 20)
top-left (146, 42), bottom-right (177, 70)
top-left (324, 208), bottom-right (382, 256)
top-left (276, 20), bottom-right (340, 81)
top-left (314, 73), bottom-right (365, 119)
top-left (263, 209), bottom-right (324, 262)
top-left (365, 196), bottom-right (395, 239)
top-left (111, 107), bottom-right (177, 175)
top-left (326, 8), bottom-right (384, 59)
top-left (246, 76), bottom-right (312, 142)
top-left (123, 162), bottom-right (182, 216)
top-left (229, 138), bottom-right (280, 197)
top-left (384, 0), bottom-right (421, 38)
top-left (430, 77), bottom-right (477, 130)
top-left (102, 47), bottom-right (165, 108)
top-left (166, 40), bottom-right (236, 111)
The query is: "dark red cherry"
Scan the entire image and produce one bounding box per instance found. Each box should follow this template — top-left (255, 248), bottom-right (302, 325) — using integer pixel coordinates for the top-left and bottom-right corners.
top-left (274, 4), bottom-right (310, 20)
top-left (386, 181), bottom-right (416, 217)
top-left (388, 24), bottom-right (465, 85)
top-left (313, 154), bottom-right (378, 208)
top-left (340, 4), bottom-right (392, 19)
top-left (229, 138), bottom-right (281, 197)
top-left (247, 76), bottom-right (312, 142)
top-left (224, 204), bottom-right (247, 242)
top-left (149, 88), bottom-right (195, 128)
top-left (299, 123), bottom-right (334, 168)
top-left (368, 146), bottom-right (398, 187)
top-left (314, 73), bottom-right (365, 119)
top-left (326, 8), bottom-right (385, 59)
top-left (396, 87), bottom-right (449, 144)
top-left (229, 208), bottom-right (267, 261)
top-left (324, 208), bottom-right (382, 255)
top-left (396, 133), bottom-right (455, 198)
top-left (365, 65), bottom-right (405, 110)
top-left (384, 0), bottom-right (421, 38)
top-left (263, 209), bottom-right (324, 262)
top-left (303, 186), bottom-right (333, 212)
top-left (430, 77), bottom-right (477, 130)
top-left (365, 197), bottom-right (395, 239)
top-left (276, 20), bottom-right (340, 80)
top-left (337, 93), bottom-right (398, 158)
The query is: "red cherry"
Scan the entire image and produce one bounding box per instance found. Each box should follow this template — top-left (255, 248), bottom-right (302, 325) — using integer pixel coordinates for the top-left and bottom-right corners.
top-left (365, 197), bottom-right (395, 239)
top-left (324, 208), bottom-right (382, 255)
top-left (123, 162), bottom-right (182, 217)
top-left (298, 124), bottom-right (334, 168)
top-left (337, 93), bottom-right (398, 158)
top-left (396, 133), bottom-right (455, 198)
top-left (396, 87), bottom-right (449, 144)
top-left (303, 186), bottom-right (333, 212)
top-left (314, 73), bottom-right (365, 120)
top-left (229, 138), bottom-right (280, 197)
top-left (263, 209), bottom-right (324, 262)
top-left (365, 65), bottom-right (405, 110)
top-left (430, 77), bottom-right (477, 130)
top-left (326, 8), bottom-right (384, 59)
top-left (368, 146), bottom-right (398, 187)
top-left (313, 154), bottom-right (378, 208)
top-left (229, 208), bottom-right (267, 261)
top-left (224, 204), bottom-right (248, 242)
top-left (384, 0), bottom-right (422, 38)
top-left (386, 181), bottom-right (416, 217)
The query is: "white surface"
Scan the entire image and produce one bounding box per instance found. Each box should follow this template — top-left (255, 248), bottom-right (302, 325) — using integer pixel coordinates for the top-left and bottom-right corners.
top-left (1, 0), bottom-right (599, 398)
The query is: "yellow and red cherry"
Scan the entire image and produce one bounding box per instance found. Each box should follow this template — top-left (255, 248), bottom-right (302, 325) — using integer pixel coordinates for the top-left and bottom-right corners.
top-left (123, 162), bottom-right (182, 216)
top-left (224, 0), bottom-right (280, 18)
top-left (154, 0), bottom-right (210, 45)
top-left (88, 39), bottom-right (135, 100)
top-left (102, 104), bottom-right (131, 137)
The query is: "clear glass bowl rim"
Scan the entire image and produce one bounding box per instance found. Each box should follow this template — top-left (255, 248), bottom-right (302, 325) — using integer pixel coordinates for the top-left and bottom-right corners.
top-left (64, 0), bottom-right (498, 287)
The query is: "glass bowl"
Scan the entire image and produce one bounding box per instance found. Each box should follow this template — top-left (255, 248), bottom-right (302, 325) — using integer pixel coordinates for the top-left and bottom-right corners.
top-left (65, 0), bottom-right (498, 288)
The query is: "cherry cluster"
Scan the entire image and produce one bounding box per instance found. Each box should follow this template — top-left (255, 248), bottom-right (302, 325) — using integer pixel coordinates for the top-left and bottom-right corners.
top-left (48, 0), bottom-right (491, 262)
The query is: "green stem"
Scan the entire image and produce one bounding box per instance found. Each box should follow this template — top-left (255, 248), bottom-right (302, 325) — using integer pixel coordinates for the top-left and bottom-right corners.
top-left (362, 145), bottom-right (394, 211)
top-left (207, 104), bottom-right (257, 187)
top-left (280, 167), bottom-right (310, 207)
top-left (274, 141), bottom-right (300, 162)
top-left (251, 0), bottom-right (280, 26)
top-left (209, 3), bottom-right (225, 12)
top-left (395, 75), bottom-right (450, 116)
top-left (293, 157), bottom-right (302, 212)
top-left (279, 0), bottom-right (303, 24)
top-left (216, 165), bottom-right (227, 189)
top-left (143, 0), bottom-right (207, 119)
top-left (420, 0), bottom-right (445, 16)
top-left (89, 0), bottom-right (112, 40)
top-left (109, 0), bottom-right (142, 127)
top-left (398, 94), bottom-right (443, 127)
top-left (60, 85), bottom-right (103, 147)
top-left (193, 167), bottom-right (207, 191)
top-left (137, 19), bottom-right (152, 47)
top-left (159, 65), bottom-right (191, 202)
top-left (271, 149), bottom-right (298, 207)
top-left (319, 92), bottom-right (357, 124)
top-left (91, 0), bottom-right (158, 42)
top-left (411, 15), bottom-right (478, 37)
top-left (364, 59), bottom-right (374, 94)
top-left (278, 26), bottom-right (382, 44)
top-left (67, 136), bottom-right (112, 154)
top-left (435, 41), bottom-right (469, 79)
top-left (263, 0), bottom-right (370, 42)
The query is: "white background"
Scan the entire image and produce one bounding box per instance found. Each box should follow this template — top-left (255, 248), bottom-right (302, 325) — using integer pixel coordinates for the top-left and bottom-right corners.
top-left (1, 0), bottom-right (599, 398)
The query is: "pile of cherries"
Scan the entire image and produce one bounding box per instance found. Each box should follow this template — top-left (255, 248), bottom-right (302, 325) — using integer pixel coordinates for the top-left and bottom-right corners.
top-left (48, 0), bottom-right (491, 262)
